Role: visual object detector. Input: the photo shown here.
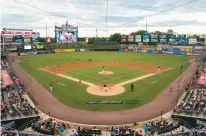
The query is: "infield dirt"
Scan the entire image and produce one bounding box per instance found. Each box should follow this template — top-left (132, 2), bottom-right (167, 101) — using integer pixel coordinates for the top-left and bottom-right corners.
top-left (40, 62), bottom-right (169, 74)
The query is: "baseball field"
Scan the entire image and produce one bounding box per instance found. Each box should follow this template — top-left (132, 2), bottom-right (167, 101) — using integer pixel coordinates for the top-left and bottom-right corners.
top-left (19, 52), bottom-right (190, 111)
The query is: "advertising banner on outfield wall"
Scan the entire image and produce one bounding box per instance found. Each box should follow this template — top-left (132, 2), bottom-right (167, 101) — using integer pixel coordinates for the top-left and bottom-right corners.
top-left (55, 49), bottom-right (75, 53)
top-left (119, 48), bottom-right (124, 52)
top-left (20, 52), bottom-right (37, 56)
top-left (80, 49), bottom-right (86, 52)
top-left (135, 35), bottom-right (142, 42)
top-left (173, 48), bottom-right (180, 55)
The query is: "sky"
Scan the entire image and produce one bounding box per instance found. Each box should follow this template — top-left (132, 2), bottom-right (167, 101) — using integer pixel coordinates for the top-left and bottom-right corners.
top-left (1, 0), bottom-right (206, 37)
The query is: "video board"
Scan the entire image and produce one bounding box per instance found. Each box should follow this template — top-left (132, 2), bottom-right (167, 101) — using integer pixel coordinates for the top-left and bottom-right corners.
top-left (55, 25), bottom-right (78, 43)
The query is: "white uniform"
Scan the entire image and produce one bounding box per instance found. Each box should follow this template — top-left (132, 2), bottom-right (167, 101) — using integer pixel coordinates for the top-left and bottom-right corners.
top-left (50, 85), bottom-right (52, 91)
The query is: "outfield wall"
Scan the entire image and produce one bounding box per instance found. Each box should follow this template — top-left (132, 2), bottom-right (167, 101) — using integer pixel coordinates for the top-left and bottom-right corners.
top-left (119, 46), bottom-right (205, 56)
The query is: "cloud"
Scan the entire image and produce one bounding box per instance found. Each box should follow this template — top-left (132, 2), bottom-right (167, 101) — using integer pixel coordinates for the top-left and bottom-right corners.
top-left (1, 0), bottom-right (206, 37)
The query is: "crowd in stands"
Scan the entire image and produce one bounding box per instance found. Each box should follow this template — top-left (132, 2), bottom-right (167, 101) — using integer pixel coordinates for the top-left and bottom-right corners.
top-left (173, 89), bottom-right (206, 116)
top-left (142, 120), bottom-right (180, 135)
top-left (173, 64), bottom-right (206, 117)
top-left (1, 59), bottom-right (39, 121)
top-left (31, 118), bottom-right (67, 135)
top-left (1, 91), bottom-right (39, 120)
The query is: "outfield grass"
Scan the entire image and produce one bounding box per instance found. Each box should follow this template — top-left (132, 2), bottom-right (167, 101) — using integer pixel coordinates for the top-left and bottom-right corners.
top-left (19, 52), bottom-right (190, 111)
top-left (65, 66), bottom-right (145, 84)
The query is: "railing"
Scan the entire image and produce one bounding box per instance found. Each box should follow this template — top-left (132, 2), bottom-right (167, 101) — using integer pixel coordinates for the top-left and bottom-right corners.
top-left (18, 116), bottom-right (40, 131)
top-left (172, 117), bottom-right (193, 129)
top-left (0, 130), bottom-right (52, 136)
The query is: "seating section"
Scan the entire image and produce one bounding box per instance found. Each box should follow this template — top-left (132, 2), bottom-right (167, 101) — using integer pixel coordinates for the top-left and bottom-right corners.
top-left (31, 118), bottom-right (67, 135)
top-left (1, 60), bottom-right (38, 121)
top-left (77, 127), bottom-right (102, 136)
top-left (1, 91), bottom-right (39, 120)
top-left (110, 126), bottom-right (135, 136)
top-left (173, 89), bottom-right (206, 117)
top-left (143, 120), bottom-right (181, 135)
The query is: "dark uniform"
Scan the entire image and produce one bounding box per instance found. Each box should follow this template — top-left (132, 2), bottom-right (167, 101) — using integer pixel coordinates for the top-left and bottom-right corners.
top-left (131, 84), bottom-right (134, 92)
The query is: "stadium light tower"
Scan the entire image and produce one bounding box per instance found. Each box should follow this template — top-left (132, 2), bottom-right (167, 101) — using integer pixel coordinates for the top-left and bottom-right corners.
top-left (44, 18), bottom-right (49, 38)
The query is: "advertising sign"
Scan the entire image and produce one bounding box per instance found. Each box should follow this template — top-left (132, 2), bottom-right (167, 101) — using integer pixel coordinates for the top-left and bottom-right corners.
top-left (143, 34), bottom-right (150, 42)
top-left (151, 34), bottom-right (158, 42)
top-left (55, 25), bottom-right (78, 43)
top-left (32, 32), bottom-right (40, 42)
top-left (20, 52), bottom-right (37, 56)
top-left (135, 35), bottom-right (142, 42)
top-left (1, 70), bottom-right (14, 86)
top-left (160, 34), bottom-right (167, 43)
top-left (188, 38), bottom-right (197, 44)
top-left (121, 36), bottom-right (127, 43)
top-left (80, 49), bottom-right (86, 52)
top-left (173, 48), bottom-right (180, 55)
top-left (55, 49), bottom-right (75, 53)
top-left (5, 38), bottom-right (13, 43)
top-left (4, 34), bottom-right (13, 38)
top-left (128, 35), bottom-right (134, 42)
top-left (24, 38), bottom-right (31, 43)
top-left (36, 44), bottom-right (44, 49)
top-left (168, 34), bottom-right (177, 44)
top-left (24, 45), bottom-right (31, 50)
top-left (14, 35), bottom-right (23, 42)
top-left (177, 34), bottom-right (187, 44)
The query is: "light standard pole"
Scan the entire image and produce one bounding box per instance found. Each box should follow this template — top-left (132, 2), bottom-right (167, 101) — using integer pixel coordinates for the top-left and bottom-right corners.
top-left (46, 20), bottom-right (48, 38)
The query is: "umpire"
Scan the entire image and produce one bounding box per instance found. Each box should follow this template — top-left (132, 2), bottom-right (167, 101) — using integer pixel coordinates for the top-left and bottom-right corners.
top-left (131, 84), bottom-right (134, 92)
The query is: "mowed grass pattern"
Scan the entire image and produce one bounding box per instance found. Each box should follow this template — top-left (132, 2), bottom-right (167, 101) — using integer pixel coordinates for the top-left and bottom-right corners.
top-left (65, 66), bottom-right (146, 84)
top-left (19, 52), bottom-right (190, 111)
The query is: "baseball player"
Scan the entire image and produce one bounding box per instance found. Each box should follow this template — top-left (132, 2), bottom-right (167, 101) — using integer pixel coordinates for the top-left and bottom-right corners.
top-left (79, 80), bottom-right (82, 85)
top-left (131, 84), bottom-right (134, 92)
top-left (102, 66), bottom-right (105, 72)
top-left (58, 65), bottom-right (61, 70)
top-left (50, 82), bottom-right (53, 91)
top-left (103, 84), bottom-right (108, 92)
top-left (158, 65), bottom-right (160, 72)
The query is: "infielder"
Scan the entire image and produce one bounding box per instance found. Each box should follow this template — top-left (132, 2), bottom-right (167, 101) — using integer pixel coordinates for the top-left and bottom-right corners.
top-left (58, 65), bottom-right (61, 70)
top-left (50, 82), bottom-right (53, 91)
top-left (158, 65), bottom-right (160, 72)
top-left (102, 66), bottom-right (105, 72)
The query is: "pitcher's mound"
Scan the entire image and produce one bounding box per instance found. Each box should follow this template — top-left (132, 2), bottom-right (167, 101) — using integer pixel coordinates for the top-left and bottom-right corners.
top-left (98, 71), bottom-right (113, 75)
top-left (87, 85), bottom-right (125, 96)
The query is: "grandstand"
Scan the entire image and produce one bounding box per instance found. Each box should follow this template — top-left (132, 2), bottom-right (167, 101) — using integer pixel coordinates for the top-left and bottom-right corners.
top-left (1, 54), bottom-right (40, 132)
